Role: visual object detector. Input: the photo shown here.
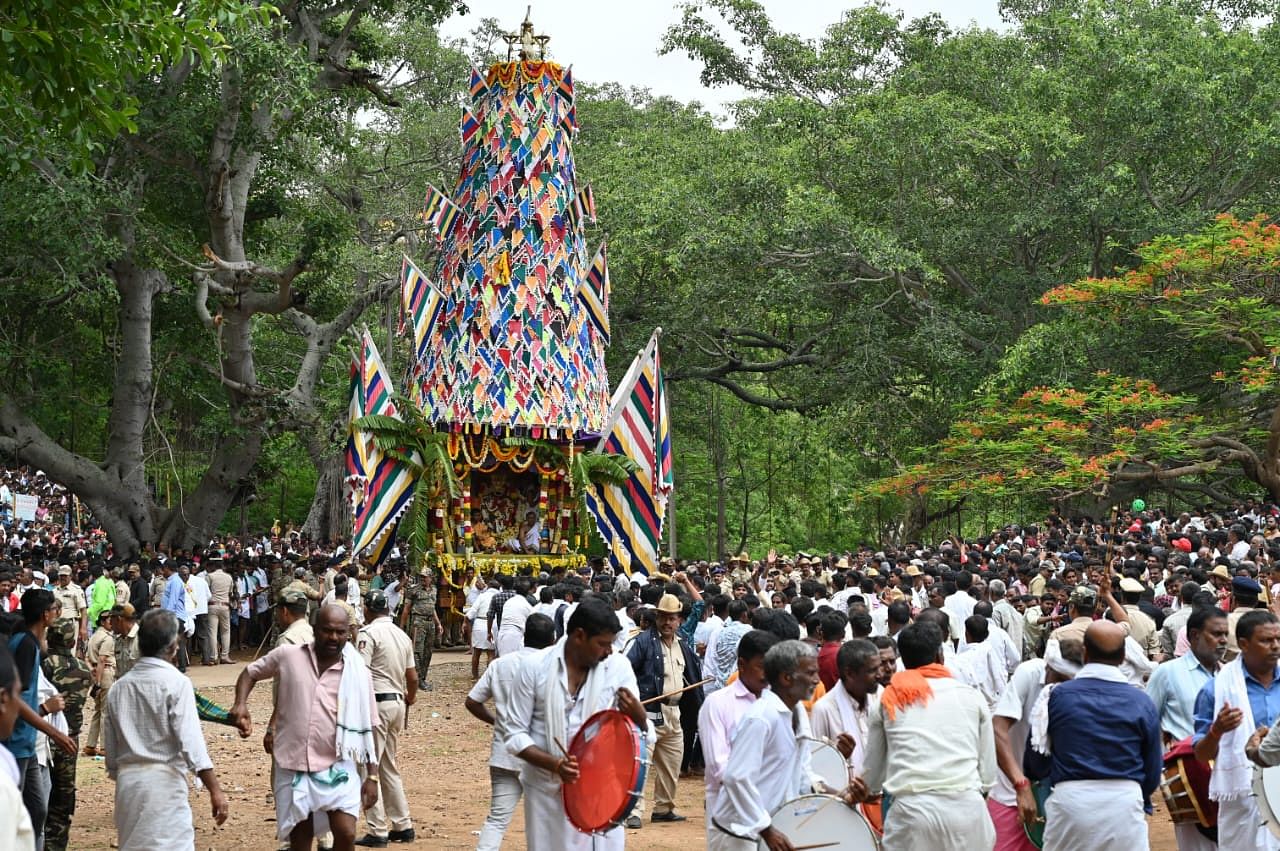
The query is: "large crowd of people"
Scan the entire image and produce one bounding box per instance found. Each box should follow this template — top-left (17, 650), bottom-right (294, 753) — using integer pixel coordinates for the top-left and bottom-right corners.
top-left (1, 492), bottom-right (1280, 849)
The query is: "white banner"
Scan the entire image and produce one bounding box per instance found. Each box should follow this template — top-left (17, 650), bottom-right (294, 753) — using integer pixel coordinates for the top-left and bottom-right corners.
top-left (13, 494), bottom-right (38, 522)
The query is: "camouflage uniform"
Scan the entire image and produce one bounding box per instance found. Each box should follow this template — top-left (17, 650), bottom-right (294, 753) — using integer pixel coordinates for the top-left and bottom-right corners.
top-left (42, 620), bottom-right (92, 851)
top-left (269, 567), bottom-right (290, 609)
top-left (402, 570), bottom-right (438, 678)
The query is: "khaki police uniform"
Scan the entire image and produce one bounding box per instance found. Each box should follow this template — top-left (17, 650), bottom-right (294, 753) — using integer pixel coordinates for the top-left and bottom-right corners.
top-left (52, 581), bottom-right (87, 636)
top-left (357, 614), bottom-right (416, 839)
top-left (84, 625), bottom-right (116, 751)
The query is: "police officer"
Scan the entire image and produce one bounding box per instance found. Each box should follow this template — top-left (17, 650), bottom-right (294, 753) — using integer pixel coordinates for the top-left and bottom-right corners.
top-left (110, 604), bottom-right (140, 677)
top-left (354, 590), bottom-right (419, 848)
top-left (51, 565), bottom-right (88, 650)
top-left (82, 608), bottom-right (116, 756)
top-left (400, 567), bottom-right (443, 682)
top-left (275, 589), bottom-right (314, 647)
top-left (42, 618), bottom-right (92, 851)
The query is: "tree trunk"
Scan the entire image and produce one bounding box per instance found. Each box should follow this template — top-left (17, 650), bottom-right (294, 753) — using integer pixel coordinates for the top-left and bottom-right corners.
top-left (710, 393), bottom-right (728, 562)
top-left (302, 453), bottom-right (350, 544)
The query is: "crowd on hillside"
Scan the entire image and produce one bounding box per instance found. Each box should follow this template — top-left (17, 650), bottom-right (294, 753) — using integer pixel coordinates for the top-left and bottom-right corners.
top-left (2, 491), bottom-right (1280, 850)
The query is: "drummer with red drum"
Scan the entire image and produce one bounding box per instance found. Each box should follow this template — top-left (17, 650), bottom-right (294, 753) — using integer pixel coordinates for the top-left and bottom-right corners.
top-left (504, 597), bottom-right (650, 851)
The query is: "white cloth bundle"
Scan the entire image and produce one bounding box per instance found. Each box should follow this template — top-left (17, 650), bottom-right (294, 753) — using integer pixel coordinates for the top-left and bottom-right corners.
top-left (1208, 656), bottom-right (1254, 802)
top-left (335, 643), bottom-right (377, 765)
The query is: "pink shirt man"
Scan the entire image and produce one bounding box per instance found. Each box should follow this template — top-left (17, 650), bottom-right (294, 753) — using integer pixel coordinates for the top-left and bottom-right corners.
top-left (243, 643), bottom-right (377, 772)
top-left (698, 678), bottom-right (759, 807)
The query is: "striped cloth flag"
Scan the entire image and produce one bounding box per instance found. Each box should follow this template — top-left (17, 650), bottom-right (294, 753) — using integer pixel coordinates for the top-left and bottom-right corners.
top-left (460, 107), bottom-right (480, 146)
top-left (469, 65), bottom-right (487, 100)
top-left (422, 184), bottom-right (462, 239)
top-left (585, 329), bottom-right (673, 575)
top-left (577, 243), bottom-right (610, 343)
top-left (401, 255), bottom-right (444, 362)
top-left (348, 328), bottom-right (418, 565)
top-left (572, 184), bottom-right (596, 226)
top-left (344, 354), bottom-right (369, 485)
top-left (556, 67), bottom-right (577, 132)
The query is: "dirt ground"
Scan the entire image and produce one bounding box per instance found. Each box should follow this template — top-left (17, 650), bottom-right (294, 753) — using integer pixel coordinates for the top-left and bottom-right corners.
top-left (68, 648), bottom-right (1181, 850)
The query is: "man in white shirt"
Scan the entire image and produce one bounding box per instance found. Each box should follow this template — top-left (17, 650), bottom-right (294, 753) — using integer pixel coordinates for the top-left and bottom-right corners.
top-left (186, 567), bottom-right (211, 665)
top-left (989, 640), bottom-right (1082, 851)
top-left (975, 602), bottom-right (1022, 677)
top-left (503, 599), bottom-right (648, 851)
top-left (944, 573), bottom-right (978, 624)
top-left (466, 579), bottom-right (497, 680)
top-left (711, 640), bottom-right (829, 849)
top-left (464, 612), bottom-right (555, 850)
top-left (811, 638), bottom-right (881, 779)
top-left (989, 580), bottom-right (1025, 659)
top-left (694, 596), bottom-right (727, 657)
top-left (104, 610), bottom-right (229, 848)
top-left (952, 616), bottom-right (1010, 709)
top-left (495, 576), bottom-right (534, 658)
top-left (1229, 525), bottom-right (1252, 561)
top-left (859, 620), bottom-right (997, 851)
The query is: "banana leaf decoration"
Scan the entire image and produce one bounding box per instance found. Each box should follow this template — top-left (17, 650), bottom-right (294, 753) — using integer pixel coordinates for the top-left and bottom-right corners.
top-left (354, 395), bottom-right (463, 565)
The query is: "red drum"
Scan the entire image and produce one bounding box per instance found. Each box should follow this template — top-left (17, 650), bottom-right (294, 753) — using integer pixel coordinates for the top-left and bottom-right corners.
top-left (1161, 736), bottom-right (1217, 828)
top-left (562, 709), bottom-right (649, 834)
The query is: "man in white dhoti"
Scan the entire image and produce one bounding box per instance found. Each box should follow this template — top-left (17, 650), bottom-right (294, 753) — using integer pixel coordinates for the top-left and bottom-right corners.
top-left (1196, 609), bottom-right (1280, 851)
top-left (504, 597), bottom-right (650, 851)
top-left (1040, 621), bottom-right (1162, 851)
top-left (711, 639), bottom-right (840, 851)
top-left (466, 577), bottom-right (497, 680)
top-left (465, 612), bottom-right (556, 850)
top-left (103, 609), bottom-right (229, 850)
top-left (859, 621), bottom-right (997, 851)
top-left (495, 576), bottom-right (534, 658)
top-left (231, 604), bottom-right (380, 851)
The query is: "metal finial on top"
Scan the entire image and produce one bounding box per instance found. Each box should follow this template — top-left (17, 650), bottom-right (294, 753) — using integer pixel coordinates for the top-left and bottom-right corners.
top-left (505, 6), bottom-right (550, 61)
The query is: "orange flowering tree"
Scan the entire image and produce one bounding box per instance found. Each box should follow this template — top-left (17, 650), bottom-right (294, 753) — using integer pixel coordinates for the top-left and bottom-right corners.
top-left (868, 215), bottom-right (1280, 506)
top-left (863, 373), bottom-right (1204, 504)
top-left (1042, 214), bottom-right (1280, 498)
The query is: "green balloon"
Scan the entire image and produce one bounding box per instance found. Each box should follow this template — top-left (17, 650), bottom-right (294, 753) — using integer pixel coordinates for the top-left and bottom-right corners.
top-left (1131, 498), bottom-right (1146, 512)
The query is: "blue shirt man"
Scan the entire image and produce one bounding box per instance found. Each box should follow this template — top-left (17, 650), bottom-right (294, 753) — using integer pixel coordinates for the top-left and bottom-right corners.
top-left (1192, 662), bottom-right (1280, 748)
top-left (1047, 667), bottom-right (1162, 796)
top-left (1148, 606), bottom-right (1228, 741)
top-left (1192, 609), bottom-right (1280, 851)
top-left (1039, 621), bottom-right (1162, 851)
top-left (162, 568), bottom-right (187, 619)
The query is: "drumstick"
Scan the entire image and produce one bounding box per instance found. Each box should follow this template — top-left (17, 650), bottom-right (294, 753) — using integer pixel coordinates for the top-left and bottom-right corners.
top-left (640, 677), bottom-right (714, 706)
top-left (793, 844), bottom-right (838, 850)
top-left (554, 737), bottom-right (568, 756)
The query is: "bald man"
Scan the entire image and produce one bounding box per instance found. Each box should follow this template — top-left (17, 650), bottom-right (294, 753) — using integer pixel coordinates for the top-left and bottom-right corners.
top-left (1039, 622), bottom-right (1162, 851)
top-left (232, 605), bottom-right (380, 851)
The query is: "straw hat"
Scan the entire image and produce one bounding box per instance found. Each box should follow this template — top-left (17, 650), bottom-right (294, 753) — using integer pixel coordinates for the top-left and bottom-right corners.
top-left (656, 594), bottom-right (683, 614)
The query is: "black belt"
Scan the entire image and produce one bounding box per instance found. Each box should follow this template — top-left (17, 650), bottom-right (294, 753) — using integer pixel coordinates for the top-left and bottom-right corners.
top-left (711, 818), bottom-right (754, 841)
top-left (375, 692), bottom-right (403, 702)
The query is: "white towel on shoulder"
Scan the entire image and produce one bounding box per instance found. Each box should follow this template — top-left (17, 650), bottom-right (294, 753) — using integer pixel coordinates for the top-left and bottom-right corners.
top-left (335, 643), bottom-right (377, 765)
top-left (1209, 656), bottom-right (1254, 802)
